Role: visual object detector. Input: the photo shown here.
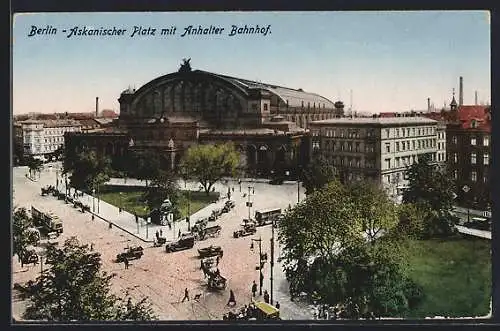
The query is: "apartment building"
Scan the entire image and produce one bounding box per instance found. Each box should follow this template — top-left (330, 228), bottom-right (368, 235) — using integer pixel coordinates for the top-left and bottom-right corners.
top-left (14, 119), bottom-right (82, 160)
top-left (309, 116), bottom-right (438, 200)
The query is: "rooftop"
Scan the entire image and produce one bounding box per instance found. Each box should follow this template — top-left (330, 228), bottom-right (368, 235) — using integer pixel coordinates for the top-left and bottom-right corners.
top-left (311, 117), bottom-right (437, 126)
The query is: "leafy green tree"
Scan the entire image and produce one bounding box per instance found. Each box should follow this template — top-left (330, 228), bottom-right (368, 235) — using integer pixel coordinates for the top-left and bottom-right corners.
top-left (180, 143), bottom-right (239, 196)
top-left (393, 203), bottom-right (428, 239)
top-left (347, 181), bottom-right (399, 242)
top-left (143, 169), bottom-right (181, 217)
top-left (278, 180), bottom-right (422, 317)
top-left (13, 207), bottom-right (40, 260)
top-left (128, 151), bottom-right (161, 187)
top-left (300, 154), bottom-right (337, 195)
top-left (403, 154), bottom-right (458, 237)
top-left (65, 150), bottom-right (112, 192)
top-left (15, 237), bottom-right (157, 321)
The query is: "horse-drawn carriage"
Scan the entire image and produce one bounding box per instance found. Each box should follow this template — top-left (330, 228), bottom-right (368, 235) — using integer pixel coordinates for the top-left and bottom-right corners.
top-left (196, 225), bottom-right (222, 241)
top-left (198, 245), bottom-right (223, 259)
top-left (41, 185), bottom-right (56, 196)
top-left (233, 222), bottom-right (257, 238)
top-left (222, 200), bottom-right (236, 213)
top-left (153, 236), bottom-right (167, 247)
top-left (207, 273), bottom-right (227, 290)
top-left (116, 246), bottom-right (144, 263)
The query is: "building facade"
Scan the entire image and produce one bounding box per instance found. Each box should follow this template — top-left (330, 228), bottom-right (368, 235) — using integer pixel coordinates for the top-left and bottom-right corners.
top-left (446, 104), bottom-right (491, 210)
top-left (309, 117), bottom-right (438, 200)
top-left (66, 61), bottom-right (343, 176)
top-left (14, 119), bottom-right (82, 160)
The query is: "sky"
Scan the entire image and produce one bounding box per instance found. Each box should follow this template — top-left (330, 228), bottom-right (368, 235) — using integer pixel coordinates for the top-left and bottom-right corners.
top-left (12, 11), bottom-right (491, 115)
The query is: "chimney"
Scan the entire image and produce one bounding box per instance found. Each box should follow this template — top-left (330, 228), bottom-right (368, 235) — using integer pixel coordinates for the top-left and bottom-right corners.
top-left (427, 97), bottom-right (431, 112)
top-left (459, 76), bottom-right (463, 106)
top-left (95, 97), bottom-right (99, 117)
top-left (475, 91), bottom-right (478, 105)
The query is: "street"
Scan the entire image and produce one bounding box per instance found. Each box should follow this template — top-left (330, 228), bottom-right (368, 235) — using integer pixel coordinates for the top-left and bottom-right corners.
top-left (12, 164), bottom-right (315, 320)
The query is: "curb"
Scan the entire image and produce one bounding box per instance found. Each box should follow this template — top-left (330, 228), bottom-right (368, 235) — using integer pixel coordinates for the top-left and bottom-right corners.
top-left (88, 211), bottom-right (155, 243)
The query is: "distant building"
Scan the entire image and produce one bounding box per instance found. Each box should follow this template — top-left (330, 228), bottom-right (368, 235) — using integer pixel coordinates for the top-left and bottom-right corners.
top-left (309, 116), bottom-right (439, 201)
top-left (14, 119), bottom-right (82, 160)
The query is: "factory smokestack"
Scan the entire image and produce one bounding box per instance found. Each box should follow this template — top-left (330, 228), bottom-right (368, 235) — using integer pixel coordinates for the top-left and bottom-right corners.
top-left (427, 97), bottom-right (431, 112)
top-left (475, 91), bottom-right (478, 105)
top-left (95, 97), bottom-right (99, 117)
top-left (459, 76), bottom-right (463, 106)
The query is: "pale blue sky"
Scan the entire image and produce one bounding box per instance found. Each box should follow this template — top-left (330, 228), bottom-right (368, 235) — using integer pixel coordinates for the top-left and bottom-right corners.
top-left (12, 11), bottom-right (490, 115)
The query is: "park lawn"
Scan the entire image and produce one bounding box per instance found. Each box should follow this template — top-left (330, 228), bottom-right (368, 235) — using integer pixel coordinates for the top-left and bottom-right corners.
top-left (98, 188), bottom-right (217, 219)
top-left (402, 236), bottom-right (491, 318)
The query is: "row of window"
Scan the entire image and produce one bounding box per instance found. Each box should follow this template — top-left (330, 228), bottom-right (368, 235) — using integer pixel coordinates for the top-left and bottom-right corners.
top-left (386, 138), bottom-right (436, 153)
top-left (387, 126), bottom-right (436, 139)
top-left (322, 129), bottom-right (367, 138)
top-left (385, 153), bottom-right (436, 169)
top-left (452, 152), bottom-right (490, 165)
top-left (452, 170), bottom-right (488, 183)
top-left (45, 137), bottom-right (64, 143)
top-left (44, 127), bottom-right (79, 135)
top-left (452, 136), bottom-right (489, 146)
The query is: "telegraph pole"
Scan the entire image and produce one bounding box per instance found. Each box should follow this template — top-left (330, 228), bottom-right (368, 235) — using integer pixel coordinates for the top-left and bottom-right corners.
top-left (270, 218), bottom-right (275, 305)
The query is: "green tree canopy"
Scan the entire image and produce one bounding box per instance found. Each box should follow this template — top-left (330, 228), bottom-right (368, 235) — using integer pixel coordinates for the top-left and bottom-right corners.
top-left (402, 154), bottom-right (458, 237)
top-left (278, 180), bottom-right (422, 317)
top-left (15, 237), bottom-right (157, 321)
top-left (128, 150), bottom-right (161, 187)
top-left (180, 143), bottom-right (239, 195)
top-left (65, 150), bottom-right (112, 192)
top-left (347, 180), bottom-right (399, 242)
top-left (13, 207), bottom-right (40, 259)
top-left (142, 169), bottom-right (181, 219)
top-left (300, 154), bottom-right (337, 195)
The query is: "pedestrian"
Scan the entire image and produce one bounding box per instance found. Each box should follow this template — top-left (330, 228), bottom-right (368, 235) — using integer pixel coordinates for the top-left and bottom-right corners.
top-left (227, 289), bottom-right (236, 306)
top-left (216, 255), bottom-right (220, 266)
top-left (90, 243), bottom-right (94, 251)
top-left (232, 187), bottom-right (234, 192)
top-left (251, 280), bottom-right (257, 297)
top-left (263, 290), bottom-right (270, 303)
top-left (159, 229), bottom-right (163, 237)
top-left (123, 257), bottom-right (129, 269)
top-left (155, 230), bottom-right (159, 239)
top-left (178, 229), bottom-right (181, 238)
top-left (275, 301), bottom-right (280, 310)
top-left (91, 214), bottom-right (95, 221)
top-left (182, 288), bottom-right (190, 302)
top-left (220, 250), bottom-right (223, 259)
top-left (109, 222), bottom-right (113, 229)
top-left (135, 213), bottom-right (138, 223)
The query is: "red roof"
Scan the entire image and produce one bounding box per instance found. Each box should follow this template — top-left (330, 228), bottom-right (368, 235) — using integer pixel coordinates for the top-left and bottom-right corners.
top-left (457, 105), bottom-right (491, 132)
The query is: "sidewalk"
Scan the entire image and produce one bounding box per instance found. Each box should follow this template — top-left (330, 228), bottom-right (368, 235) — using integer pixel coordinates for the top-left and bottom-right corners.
top-left (59, 181), bottom-right (235, 243)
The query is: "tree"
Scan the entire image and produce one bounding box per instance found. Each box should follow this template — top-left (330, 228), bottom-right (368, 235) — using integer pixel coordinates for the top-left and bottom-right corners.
top-left (26, 157), bottom-right (43, 179)
top-left (278, 180), bottom-right (422, 317)
top-left (347, 180), bottom-right (399, 242)
top-left (128, 150), bottom-right (161, 187)
top-left (300, 154), bottom-right (337, 195)
top-left (142, 169), bottom-right (181, 217)
top-left (180, 143), bottom-right (239, 196)
top-left (13, 207), bottom-right (40, 260)
top-left (65, 150), bottom-right (112, 192)
top-left (402, 154), bottom-right (458, 237)
top-left (393, 203), bottom-right (428, 239)
top-left (15, 237), bottom-right (157, 321)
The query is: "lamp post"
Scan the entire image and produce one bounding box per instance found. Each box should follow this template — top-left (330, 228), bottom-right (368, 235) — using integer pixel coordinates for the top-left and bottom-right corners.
top-left (463, 185), bottom-right (471, 223)
top-left (97, 183), bottom-right (100, 213)
top-left (270, 217), bottom-right (276, 305)
top-left (119, 192), bottom-right (123, 214)
top-left (297, 166), bottom-right (301, 203)
top-left (92, 188), bottom-right (96, 213)
top-left (251, 237), bottom-right (263, 296)
top-left (55, 168), bottom-right (59, 190)
top-left (146, 217), bottom-right (151, 239)
top-left (247, 186), bottom-right (253, 220)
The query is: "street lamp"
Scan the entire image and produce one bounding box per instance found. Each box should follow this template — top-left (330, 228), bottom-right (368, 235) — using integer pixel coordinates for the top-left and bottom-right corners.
top-left (297, 166), bottom-right (302, 203)
top-left (92, 188), bottom-right (96, 213)
top-left (247, 186), bottom-right (254, 220)
top-left (462, 185), bottom-right (471, 223)
top-left (145, 217), bottom-right (151, 239)
top-left (251, 237), bottom-right (264, 296)
top-left (119, 192), bottom-right (123, 213)
top-left (270, 217), bottom-right (277, 305)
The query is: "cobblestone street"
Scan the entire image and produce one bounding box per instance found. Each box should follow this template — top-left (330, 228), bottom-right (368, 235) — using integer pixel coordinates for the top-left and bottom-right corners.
top-left (12, 164), bottom-right (315, 320)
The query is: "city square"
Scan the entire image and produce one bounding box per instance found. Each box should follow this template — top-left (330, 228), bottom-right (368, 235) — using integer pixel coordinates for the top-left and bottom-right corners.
top-left (11, 10), bottom-right (491, 323)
